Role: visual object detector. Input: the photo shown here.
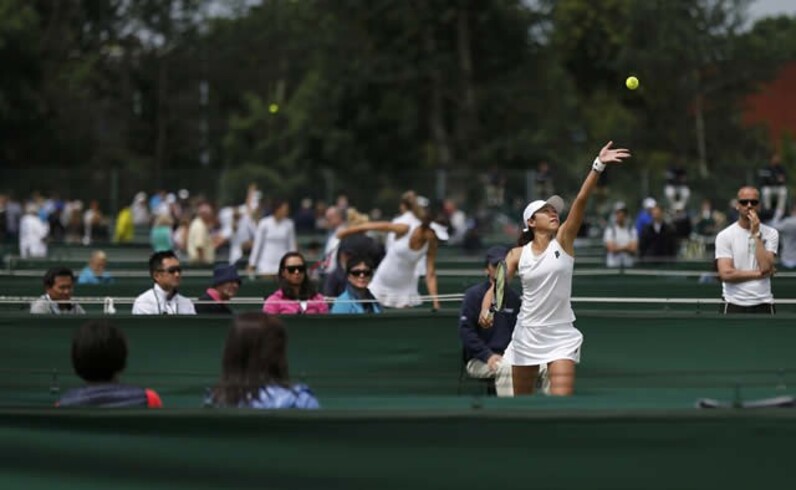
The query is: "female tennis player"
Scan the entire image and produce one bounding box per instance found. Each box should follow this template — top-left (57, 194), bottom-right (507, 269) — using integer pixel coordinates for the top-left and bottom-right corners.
top-left (337, 213), bottom-right (448, 310)
top-left (482, 142), bottom-right (631, 395)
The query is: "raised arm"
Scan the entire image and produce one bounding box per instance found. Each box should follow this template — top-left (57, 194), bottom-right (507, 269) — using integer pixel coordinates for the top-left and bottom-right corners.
top-left (558, 142), bottom-right (631, 254)
top-left (336, 221), bottom-right (409, 239)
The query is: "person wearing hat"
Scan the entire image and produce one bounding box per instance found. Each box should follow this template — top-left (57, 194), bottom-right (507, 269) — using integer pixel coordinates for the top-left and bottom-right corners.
top-left (337, 206), bottom-right (448, 310)
top-left (196, 264), bottom-right (242, 315)
top-left (458, 245), bottom-right (521, 396)
top-left (603, 202), bottom-right (638, 268)
top-left (481, 141), bottom-right (631, 396)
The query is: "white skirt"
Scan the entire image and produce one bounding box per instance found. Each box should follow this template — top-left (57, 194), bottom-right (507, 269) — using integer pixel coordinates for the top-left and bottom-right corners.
top-left (510, 322), bottom-right (583, 366)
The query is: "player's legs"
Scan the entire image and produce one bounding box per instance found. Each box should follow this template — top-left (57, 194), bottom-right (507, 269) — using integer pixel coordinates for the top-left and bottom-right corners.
top-left (762, 186), bottom-right (773, 210)
top-left (664, 185), bottom-right (676, 207)
top-left (775, 186), bottom-right (788, 219)
top-left (512, 365), bottom-right (540, 395)
top-left (547, 359), bottom-right (576, 396)
top-left (677, 186), bottom-right (691, 209)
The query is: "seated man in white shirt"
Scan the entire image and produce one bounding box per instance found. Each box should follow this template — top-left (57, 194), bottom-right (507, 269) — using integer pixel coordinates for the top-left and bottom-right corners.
top-left (603, 202), bottom-right (638, 268)
top-left (132, 251), bottom-right (196, 315)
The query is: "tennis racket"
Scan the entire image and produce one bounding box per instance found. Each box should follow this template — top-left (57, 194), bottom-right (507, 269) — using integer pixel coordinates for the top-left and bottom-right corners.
top-left (491, 259), bottom-right (508, 313)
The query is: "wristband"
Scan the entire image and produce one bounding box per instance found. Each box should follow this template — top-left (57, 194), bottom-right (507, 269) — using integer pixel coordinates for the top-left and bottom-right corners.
top-left (592, 157), bottom-right (606, 173)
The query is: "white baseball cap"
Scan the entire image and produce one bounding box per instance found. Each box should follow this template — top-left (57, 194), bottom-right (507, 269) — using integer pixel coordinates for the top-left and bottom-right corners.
top-left (429, 222), bottom-right (449, 241)
top-left (522, 195), bottom-right (565, 231)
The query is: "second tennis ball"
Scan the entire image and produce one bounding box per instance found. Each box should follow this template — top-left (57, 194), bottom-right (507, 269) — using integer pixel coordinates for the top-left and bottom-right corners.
top-left (626, 76), bottom-right (639, 90)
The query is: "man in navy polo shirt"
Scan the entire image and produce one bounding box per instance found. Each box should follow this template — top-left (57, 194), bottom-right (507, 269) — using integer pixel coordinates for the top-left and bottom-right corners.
top-left (458, 246), bottom-right (520, 396)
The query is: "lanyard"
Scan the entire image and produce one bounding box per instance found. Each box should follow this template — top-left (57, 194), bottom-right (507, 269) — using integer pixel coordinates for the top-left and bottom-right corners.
top-left (152, 288), bottom-right (179, 315)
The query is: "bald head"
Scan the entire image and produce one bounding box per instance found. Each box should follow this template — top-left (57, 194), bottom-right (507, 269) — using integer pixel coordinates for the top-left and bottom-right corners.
top-left (89, 250), bottom-right (107, 274)
top-left (737, 186), bottom-right (760, 200)
top-left (325, 206), bottom-right (343, 228)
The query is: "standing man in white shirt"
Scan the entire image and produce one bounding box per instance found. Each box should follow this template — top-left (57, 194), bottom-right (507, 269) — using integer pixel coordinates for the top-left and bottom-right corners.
top-left (603, 202), bottom-right (637, 268)
top-left (132, 251), bottom-right (196, 315)
top-left (715, 186), bottom-right (778, 314)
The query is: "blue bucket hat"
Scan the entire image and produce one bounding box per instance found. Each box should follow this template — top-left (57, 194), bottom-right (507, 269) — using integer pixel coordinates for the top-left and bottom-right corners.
top-left (212, 264), bottom-right (242, 287)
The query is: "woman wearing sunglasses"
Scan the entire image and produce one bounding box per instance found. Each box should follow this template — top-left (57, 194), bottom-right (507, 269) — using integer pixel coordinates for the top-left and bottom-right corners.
top-left (331, 256), bottom-right (383, 314)
top-left (263, 252), bottom-right (329, 315)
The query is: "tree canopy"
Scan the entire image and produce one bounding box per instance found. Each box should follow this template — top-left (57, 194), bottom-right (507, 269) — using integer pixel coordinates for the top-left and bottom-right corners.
top-left (0, 0), bottom-right (794, 210)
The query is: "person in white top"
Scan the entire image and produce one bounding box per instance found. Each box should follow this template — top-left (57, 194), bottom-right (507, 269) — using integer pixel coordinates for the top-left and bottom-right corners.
top-left (481, 141), bottom-right (631, 396)
top-left (247, 199), bottom-right (297, 277)
top-left (714, 186), bottom-right (778, 314)
top-left (389, 191), bottom-right (425, 280)
top-left (603, 202), bottom-right (638, 268)
top-left (132, 251), bottom-right (196, 315)
top-left (321, 206), bottom-right (345, 274)
top-left (338, 211), bottom-right (448, 310)
top-left (19, 203), bottom-right (49, 258)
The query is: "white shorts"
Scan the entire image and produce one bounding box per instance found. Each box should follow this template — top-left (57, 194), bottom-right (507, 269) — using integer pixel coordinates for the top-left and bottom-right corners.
top-left (510, 322), bottom-right (583, 366)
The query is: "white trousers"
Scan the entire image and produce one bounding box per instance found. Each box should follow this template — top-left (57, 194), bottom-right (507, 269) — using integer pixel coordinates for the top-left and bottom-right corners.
top-left (466, 358), bottom-right (513, 397)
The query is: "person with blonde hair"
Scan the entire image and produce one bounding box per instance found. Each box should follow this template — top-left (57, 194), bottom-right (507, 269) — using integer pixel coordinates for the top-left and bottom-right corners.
top-left (338, 204), bottom-right (448, 309)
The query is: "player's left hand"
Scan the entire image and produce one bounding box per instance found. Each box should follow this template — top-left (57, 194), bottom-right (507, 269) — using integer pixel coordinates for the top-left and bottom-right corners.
top-left (598, 141), bottom-right (632, 164)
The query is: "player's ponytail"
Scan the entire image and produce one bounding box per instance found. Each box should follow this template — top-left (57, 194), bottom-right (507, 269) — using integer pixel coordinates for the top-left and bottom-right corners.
top-left (517, 229), bottom-right (534, 246)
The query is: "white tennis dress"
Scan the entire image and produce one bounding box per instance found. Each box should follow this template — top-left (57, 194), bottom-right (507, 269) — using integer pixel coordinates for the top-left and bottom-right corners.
top-left (511, 238), bottom-right (583, 365)
top-left (369, 224), bottom-right (428, 307)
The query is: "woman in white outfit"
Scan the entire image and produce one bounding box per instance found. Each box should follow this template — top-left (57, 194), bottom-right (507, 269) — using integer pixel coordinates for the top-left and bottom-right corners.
top-left (338, 212), bottom-right (447, 310)
top-left (247, 200), bottom-right (297, 277)
top-left (481, 141), bottom-right (631, 396)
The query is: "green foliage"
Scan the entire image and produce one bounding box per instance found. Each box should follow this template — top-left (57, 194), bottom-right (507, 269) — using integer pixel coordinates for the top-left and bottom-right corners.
top-left (0, 0), bottom-right (794, 211)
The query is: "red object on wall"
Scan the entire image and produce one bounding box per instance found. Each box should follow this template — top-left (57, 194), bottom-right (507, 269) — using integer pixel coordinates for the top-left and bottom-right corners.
top-left (743, 61), bottom-right (796, 150)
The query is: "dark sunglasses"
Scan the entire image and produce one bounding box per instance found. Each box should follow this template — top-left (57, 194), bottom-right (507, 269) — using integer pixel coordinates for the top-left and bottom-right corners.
top-left (739, 199), bottom-right (759, 206)
top-left (284, 265), bottom-right (306, 274)
top-left (348, 269), bottom-right (373, 278)
top-left (158, 266), bottom-right (182, 274)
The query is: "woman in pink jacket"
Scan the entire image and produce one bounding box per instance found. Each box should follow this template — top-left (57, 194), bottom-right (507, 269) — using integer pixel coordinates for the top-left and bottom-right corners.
top-left (263, 252), bottom-right (329, 315)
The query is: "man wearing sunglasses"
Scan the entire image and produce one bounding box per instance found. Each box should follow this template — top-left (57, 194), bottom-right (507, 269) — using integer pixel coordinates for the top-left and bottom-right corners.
top-left (132, 251), bottom-right (196, 315)
top-left (715, 186), bottom-right (779, 314)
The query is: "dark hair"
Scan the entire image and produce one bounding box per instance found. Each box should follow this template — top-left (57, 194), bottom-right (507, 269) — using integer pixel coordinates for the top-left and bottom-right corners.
top-left (271, 198), bottom-right (288, 215)
top-left (346, 255), bottom-right (375, 274)
top-left (517, 229), bottom-right (534, 246)
top-left (277, 252), bottom-right (317, 300)
top-left (43, 267), bottom-right (74, 288)
top-left (212, 313), bottom-right (289, 406)
top-left (71, 321), bottom-right (128, 383)
top-left (148, 250), bottom-right (178, 277)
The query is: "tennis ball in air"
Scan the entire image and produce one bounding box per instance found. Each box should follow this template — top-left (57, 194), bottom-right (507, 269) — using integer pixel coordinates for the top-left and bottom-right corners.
top-left (269, 103), bottom-right (279, 114)
top-left (625, 76), bottom-right (639, 90)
